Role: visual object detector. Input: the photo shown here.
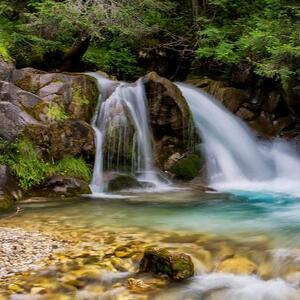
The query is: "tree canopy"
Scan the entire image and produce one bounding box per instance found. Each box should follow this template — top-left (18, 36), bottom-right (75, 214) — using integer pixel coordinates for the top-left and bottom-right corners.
top-left (0, 0), bottom-right (300, 86)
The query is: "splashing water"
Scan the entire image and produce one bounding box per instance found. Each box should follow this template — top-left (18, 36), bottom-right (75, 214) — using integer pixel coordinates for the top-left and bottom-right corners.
top-left (177, 83), bottom-right (300, 196)
top-left (87, 73), bottom-right (167, 194)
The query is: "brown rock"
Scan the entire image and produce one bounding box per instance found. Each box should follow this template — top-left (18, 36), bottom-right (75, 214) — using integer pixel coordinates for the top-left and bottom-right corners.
top-left (217, 256), bottom-right (257, 275)
top-left (25, 120), bottom-right (95, 160)
top-left (144, 72), bottom-right (194, 168)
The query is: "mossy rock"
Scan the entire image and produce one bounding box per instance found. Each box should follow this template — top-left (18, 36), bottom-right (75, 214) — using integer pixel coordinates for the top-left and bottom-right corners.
top-left (107, 174), bottom-right (141, 192)
top-left (139, 247), bottom-right (194, 281)
top-left (170, 154), bottom-right (202, 181)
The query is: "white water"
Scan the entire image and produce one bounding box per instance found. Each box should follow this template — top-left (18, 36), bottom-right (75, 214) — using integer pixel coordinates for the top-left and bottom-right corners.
top-left (177, 83), bottom-right (300, 196)
top-left (157, 273), bottom-right (299, 300)
top-left (87, 73), bottom-right (166, 193)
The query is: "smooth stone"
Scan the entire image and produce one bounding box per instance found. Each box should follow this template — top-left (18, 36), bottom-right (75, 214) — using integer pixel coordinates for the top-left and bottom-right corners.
top-left (217, 256), bottom-right (257, 275)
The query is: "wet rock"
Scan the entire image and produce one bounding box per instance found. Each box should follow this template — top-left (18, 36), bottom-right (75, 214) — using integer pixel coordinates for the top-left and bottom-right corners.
top-left (127, 278), bottom-right (154, 293)
top-left (236, 107), bottom-right (256, 121)
top-left (24, 120), bottom-right (95, 160)
top-left (0, 165), bottom-right (22, 212)
top-left (139, 247), bottom-right (194, 281)
top-left (0, 102), bottom-right (37, 140)
top-left (217, 256), bottom-right (257, 275)
top-left (220, 87), bottom-right (248, 113)
top-left (107, 173), bottom-right (142, 192)
top-left (170, 153), bottom-right (202, 181)
top-left (144, 72), bottom-right (194, 168)
top-left (31, 176), bottom-right (91, 197)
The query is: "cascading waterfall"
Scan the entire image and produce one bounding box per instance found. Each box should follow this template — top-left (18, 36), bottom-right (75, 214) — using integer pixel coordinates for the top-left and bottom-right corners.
top-left (177, 83), bottom-right (300, 195)
top-left (88, 73), bottom-right (165, 194)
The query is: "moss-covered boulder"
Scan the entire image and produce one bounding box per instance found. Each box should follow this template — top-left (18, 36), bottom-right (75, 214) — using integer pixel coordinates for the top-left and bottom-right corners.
top-left (139, 247), bottom-right (194, 281)
top-left (107, 173), bottom-right (141, 192)
top-left (170, 153), bottom-right (202, 181)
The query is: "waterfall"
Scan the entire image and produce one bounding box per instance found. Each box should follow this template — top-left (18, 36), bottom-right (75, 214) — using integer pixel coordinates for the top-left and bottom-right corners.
top-left (177, 83), bottom-right (300, 195)
top-left (87, 73), bottom-right (165, 194)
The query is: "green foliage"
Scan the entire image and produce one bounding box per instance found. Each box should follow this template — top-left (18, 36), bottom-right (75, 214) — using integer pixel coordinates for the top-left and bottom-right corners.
top-left (47, 103), bottom-right (69, 122)
top-left (0, 137), bottom-right (91, 190)
top-left (83, 45), bottom-right (142, 78)
top-left (73, 88), bottom-right (90, 106)
top-left (196, 0), bottom-right (300, 86)
top-left (50, 156), bottom-right (91, 181)
top-left (10, 138), bottom-right (48, 190)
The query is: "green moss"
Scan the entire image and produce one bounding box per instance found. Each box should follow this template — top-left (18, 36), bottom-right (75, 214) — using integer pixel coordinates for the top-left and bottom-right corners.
top-left (73, 88), bottom-right (90, 106)
top-left (170, 154), bottom-right (202, 180)
top-left (47, 103), bottom-right (69, 122)
top-left (108, 174), bottom-right (140, 192)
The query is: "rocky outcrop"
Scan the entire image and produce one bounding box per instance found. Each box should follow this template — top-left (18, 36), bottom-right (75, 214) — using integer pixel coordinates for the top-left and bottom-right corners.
top-left (0, 60), bottom-right (98, 196)
top-left (144, 72), bottom-right (196, 169)
top-left (139, 247), bottom-right (194, 281)
top-left (12, 68), bottom-right (98, 123)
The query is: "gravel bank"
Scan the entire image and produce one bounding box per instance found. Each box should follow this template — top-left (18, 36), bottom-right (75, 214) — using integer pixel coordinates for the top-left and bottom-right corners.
top-left (0, 227), bottom-right (64, 278)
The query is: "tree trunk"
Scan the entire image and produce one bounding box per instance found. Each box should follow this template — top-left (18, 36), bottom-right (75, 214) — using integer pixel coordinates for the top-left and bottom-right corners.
top-left (60, 35), bottom-right (91, 72)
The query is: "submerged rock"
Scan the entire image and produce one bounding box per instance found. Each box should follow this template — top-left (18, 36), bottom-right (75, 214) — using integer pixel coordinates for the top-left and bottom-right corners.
top-left (217, 256), bottom-right (257, 275)
top-left (107, 173), bottom-right (142, 192)
top-left (139, 247), bottom-right (194, 281)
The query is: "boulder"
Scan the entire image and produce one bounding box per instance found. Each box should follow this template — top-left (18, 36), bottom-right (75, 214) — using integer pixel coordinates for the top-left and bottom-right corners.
top-left (144, 72), bottom-right (194, 168)
top-left (139, 247), bottom-right (194, 281)
top-left (24, 120), bottom-right (95, 160)
top-left (0, 102), bottom-right (37, 140)
top-left (107, 173), bottom-right (142, 192)
top-left (170, 153), bottom-right (202, 181)
top-left (31, 176), bottom-right (91, 197)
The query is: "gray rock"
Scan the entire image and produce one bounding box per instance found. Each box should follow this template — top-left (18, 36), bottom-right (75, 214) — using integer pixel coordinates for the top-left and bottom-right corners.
top-left (0, 81), bottom-right (42, 108)
top-left (38, 81), bottom-right (65, 98)
top-left (0, 102), bottom-right (37, 140)
top-left (0, 59), bottom-right (14, 82)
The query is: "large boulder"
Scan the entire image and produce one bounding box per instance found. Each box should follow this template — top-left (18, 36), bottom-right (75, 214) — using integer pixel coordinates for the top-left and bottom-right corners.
top-left (0, 102), bottom-right (37, 140)
top-left (143, 72), bottom-right (194, 169)
top-left (139, 247), bottom-right (194, 281)
top-left (24, 120), bottom-right (95, 160)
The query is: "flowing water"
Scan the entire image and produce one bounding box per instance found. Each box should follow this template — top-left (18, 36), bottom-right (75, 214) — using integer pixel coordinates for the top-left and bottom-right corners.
top-left (2, 79), bottom-right (300, 299)
top-left (87, 73), bottom-right (166, 194)
top-left (177, 83), bottom-right (300, 196)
